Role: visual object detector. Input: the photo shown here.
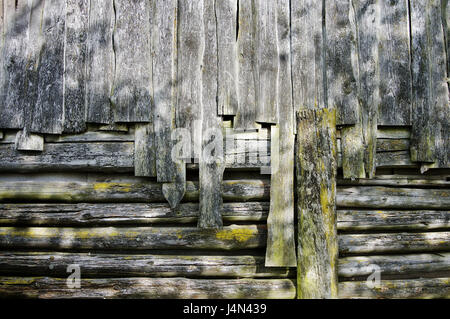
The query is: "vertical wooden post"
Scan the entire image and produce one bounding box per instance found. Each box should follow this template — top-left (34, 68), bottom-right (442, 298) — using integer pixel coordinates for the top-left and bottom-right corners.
top-left (296, 108), bottom-right (338, 299)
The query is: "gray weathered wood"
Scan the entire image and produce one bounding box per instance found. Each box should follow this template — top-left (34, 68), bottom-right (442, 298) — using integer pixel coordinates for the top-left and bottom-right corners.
top-left (291, 0), bottom-right (326, 116)
top-left (0, 202), bottom-right (269, 225)
top-left (15, 130), bottom-right (43, 151)
top-left (338, 175), bottom-right (450, 187)
top-left (0, 225), bottom-right (267, 250)
top-left (0, 252), bottom-right (292, 278)
top-left (0, 0), bottom-right (31, 129)
top-left (339, 253), bottom-right (450, 278)
top-left (0, 277), bottom-right (296, 299)
top-left (134, 123), bottom-right (156, 177)
top-left (326, 0), bottom-right (359, 125)
top-left (410, 0), bottom-right (450, 169)
top-left (198, 0), bottom-right (225, 229)
top-left (265, 0), bottom-right (296, 268)
top-left (31, 0), bottom-right (65, 134)
top-left (337, 209), bottom-right (450, 231)
top-left (377, 0), bottom-right (412, 126)
top-left (296, 108), bottom-right (338, 299)
top-left (152, 0), bottom-right (178, 184)
top-left (339, 278), bottom-right (450, 299)
top-left (85, 0), bottom-right (114, 124)
top-left (235, 0), bottom-right (258, 130)
top-left (340, 125), bottom-right (366, 179)
top-left (0, 178), bottom-right (270, 203)
top-left (112, 0), bottom-right (152, 123)
top-left (255, 0), bottom-right (278, 124)
top-left (337, 186), bottom-right (450, 209)
top-left (216, 0), bottom-right (238, 116)
top-left (63, 0), bottom-right (89, 134)
top-left (339, 231), bottom-right (450, 255)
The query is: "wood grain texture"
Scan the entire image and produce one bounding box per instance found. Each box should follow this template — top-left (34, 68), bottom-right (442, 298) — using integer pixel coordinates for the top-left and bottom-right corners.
top-left (14, 130), bottom-right (43, 151)
top-left (235, 0), bottom-right (258, 130)
top-left (0, 277), bottom-right (296, 299)
top-left (198, 0), bottom-right (225, 229)
top-left (296, 108), bottom-right (338, 299)
top-left (134, 123), bottom-right (156, 177)
top-left (111, 0), bottom-right (152, 123)
top-left (31, 0), bottom-right (65, 134)
top-left (377, 0), bottom-right (412, 126)
top-left (265, 0), bottom-right (296, 268)
top-left (0, 225), bottom-right (267, 250)
top-left (0, 252), bottom-right (292, 278)
top-left (63, 0), bottom-right (89, 133)
top-left (216, 0), bottom-right (238, 116)
top-left (339, 278), bottom-right (450, 299)
top-left (85, 0), bottom-right (114, 124)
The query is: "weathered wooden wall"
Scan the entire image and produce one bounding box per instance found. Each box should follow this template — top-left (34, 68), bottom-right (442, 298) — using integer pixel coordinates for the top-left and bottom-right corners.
top-left (0, 0), bottom-right (449, 299)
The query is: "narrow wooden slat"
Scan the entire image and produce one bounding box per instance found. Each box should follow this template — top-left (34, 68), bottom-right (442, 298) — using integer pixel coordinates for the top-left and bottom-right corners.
top-left (111, 0), bottom-right (152, 123)
top-left (296, 108), bottom-right (338, 299)
top-left (338, 175), bottom-right (450, 187)
top-left (15, 130), bottom-right (43, 151)
top-left (339, 278), bottom-right (450, 299)
top-left (235, 0), bottom-right (258, 130)
top-left (198, 0), bottom-right (225, 228)
top-left (134, 123), bottom-right (156, 177)
top-left (337, 209), bottom-right (450, 231)
top-left (0, 202), bottom-right (269, 225)
top-left (339, 232), bottom-right (450, 255)
top-left (0, 277), bottom-right (296, 299)
top-left (31, 0), bottom-right (65, 134)
top-left (0, 0), bottom-right (31, 129)
top-left (377, 0), bottom-right (412, 126)
top-left (255, 0), bottom-right (278, 124)
top-left (326, 0), bottom-right (359, 125)
top-left (0, 225), bottom-right (267, 250)
top-left (85, 0), bottom-right (114, 124)
top-left (339, 253), bottom-right (450, 278)
top-left (340, 125), bottom-right (366, 179)
top-left (0, 252), bottom-right (292, 278)
top-left (337, 186), bottom-right (450, 209)
top-left (216, 0), bottom-right (238, 116)
top-left (63, 0), bottom-right (89, 133)
top-left (265, 0), bottom-right (296, 268)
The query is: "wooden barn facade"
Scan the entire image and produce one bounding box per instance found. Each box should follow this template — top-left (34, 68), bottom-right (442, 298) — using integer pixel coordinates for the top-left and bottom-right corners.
top-left (0, 0), bottom-right (449, 299)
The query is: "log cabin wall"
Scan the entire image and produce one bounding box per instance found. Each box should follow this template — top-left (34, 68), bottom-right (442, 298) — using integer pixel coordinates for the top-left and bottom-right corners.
top-left (0, 0), bottom-right (448, 299)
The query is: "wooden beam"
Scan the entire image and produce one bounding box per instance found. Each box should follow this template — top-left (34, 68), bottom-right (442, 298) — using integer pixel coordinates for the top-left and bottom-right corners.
top-left (296, 108), bottom-right (338, 299)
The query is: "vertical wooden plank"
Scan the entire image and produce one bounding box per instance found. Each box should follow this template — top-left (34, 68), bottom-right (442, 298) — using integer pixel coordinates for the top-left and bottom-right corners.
top-left (353, 0), bottom-right (379, 178)
top-left (326, 0), bottom-right (359, 125)
top-left (291, 0), bottom-right (326, 115)
top-left (255, 0), bottom-right (278, 124)
top-left (410, 0), bottom-right (450, 170)
top-left (340, 124), bottom-right (366, 179)
top-left (134, 123), bottom-right (156, 177)
top-left (85, 0), bottom-right (114, 124)
top-left (216, 0), bottom-right (238, 116)
top-left (0, 0), bottom-right (31, 129)
top-left (112, 0), bottom-right (152, 123)
top-left (31, 0), bottom-right (66, 134)
top-left (265, 0), bottom-right (296, 267)
top-left (198, 0), bottom-right (225, 229)
top-left (235, 0), bottom-right (258, 130)
top-left (15, 130), bottom-right (43, 151)
top-left (153, 0), bottom-right (185, 208)
top-left (63, 0), bottom-right (89, 134)
top-left (377, 0), bottom-right (412, 126)
top-left (296, 108), bottom-right (338, 299)
top-left (177, 0), bottom-right (203, 159)
top-left (0, 0), bottom-right (3, 139)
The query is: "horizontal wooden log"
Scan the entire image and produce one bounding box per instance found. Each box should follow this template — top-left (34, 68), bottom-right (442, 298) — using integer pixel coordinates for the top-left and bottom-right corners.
top-left (337, 187), bottom-right (450, 209)
top-left (0, 179), bottom-right (270, 203)
top-left (339, 232), bottom-right (450, 255)
top-left (0, 252), bottom-right (292, 278)
top-left (337, 210), bottom-right (450, 231)
top-left (339, 253), bottom-right (450, 278)
top-left (0, 277), bottom-right (296, 299)
top-left (338, 175), bottom-right (450, 187)
top-left (338, 278), bottom-right (450, 299)
top-left (0, 202), bottom-right (269, 225)
top-left (45, 130), bottom-right (134, 143)
top-left (0, 225), bottom-right (267, 251)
